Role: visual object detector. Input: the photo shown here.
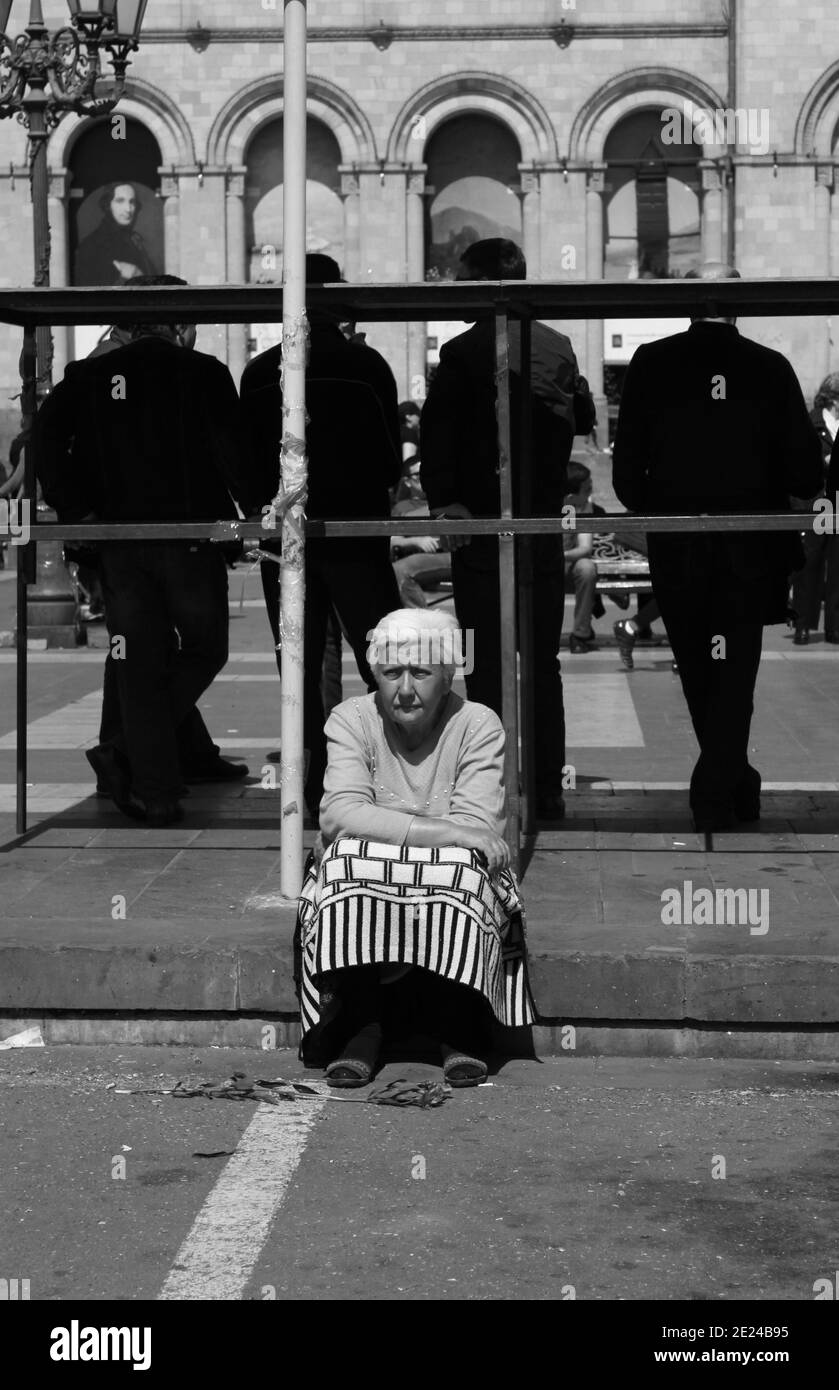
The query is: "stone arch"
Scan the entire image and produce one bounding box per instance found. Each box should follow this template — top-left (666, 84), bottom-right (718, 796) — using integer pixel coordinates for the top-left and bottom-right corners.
top-left (206, 74), bottom-right (376, 168)
top-left (795, 62), bottom-right (839, 155)
top-left (47, 77), bottom-right (196, 170)
top-left (387, 71), bottom-right (558, 165)
top-left (570, 68), bottom-right (728, 161)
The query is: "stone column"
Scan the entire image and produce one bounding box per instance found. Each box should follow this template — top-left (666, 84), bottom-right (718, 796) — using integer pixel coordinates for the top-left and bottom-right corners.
top-left (48, 168), bottom-right (70, 377)
top-left (159, 168), bottom-right (180, 278)
top-left (518, 165), bottom-right (541, 278)
top-left (585, 165), bottom-right (606, 417)
top-left (700, 161), bottom-right (725, 264)
top-left (816, 164), bottom-right (835, 381)
top-left (405, 167), bottom-right (427, 400)
top-left (225, 166), bottom-right (247, 384)
top-left (338, 166), bottom-right (360, 281)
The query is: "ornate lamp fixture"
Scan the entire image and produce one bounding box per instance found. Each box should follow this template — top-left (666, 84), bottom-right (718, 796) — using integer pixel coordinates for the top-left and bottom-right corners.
top-left (0, 1), bottom-right (149, 398)
top-left (0, 0), bottom-right (148, 124)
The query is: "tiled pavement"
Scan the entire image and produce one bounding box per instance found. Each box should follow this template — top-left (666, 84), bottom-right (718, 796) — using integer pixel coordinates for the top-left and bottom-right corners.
top-left (1, 563), bottom-right (839, 1040)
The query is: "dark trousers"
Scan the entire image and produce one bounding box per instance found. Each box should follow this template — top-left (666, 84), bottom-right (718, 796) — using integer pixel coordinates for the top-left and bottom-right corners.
top-left (791, 530), bottom-right (839, 633)
top-left (651, 554), bottom-right (764, 812)
top-left (451, 544), bottom-right (566, 795)
top-left (259, 560), bottom-right (344, 715)
top-left (99, 646), bottom-right (219, 770)
top-left (99, 543), bottom-right (229, 801)
top-left (261, 540), bottom-right (399, 812)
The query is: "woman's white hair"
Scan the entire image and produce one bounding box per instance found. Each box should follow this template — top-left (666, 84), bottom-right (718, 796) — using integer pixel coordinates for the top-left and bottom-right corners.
top-left (366, 608), bottom-right (464, 674)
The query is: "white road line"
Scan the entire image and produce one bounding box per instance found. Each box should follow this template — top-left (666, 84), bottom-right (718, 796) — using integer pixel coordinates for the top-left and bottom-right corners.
top-left (158, 1099), bottom-right (327, 1301)
top-left (564, 673), bottom-right (645, 747)
top-left (0, 691), bottom-right (101, 750)
top-left (0, 782), bottom-right (94, 812)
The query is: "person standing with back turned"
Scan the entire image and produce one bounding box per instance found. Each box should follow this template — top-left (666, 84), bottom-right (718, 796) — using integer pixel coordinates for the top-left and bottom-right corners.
top-left (612, 262), bottom-right (822, 831)
top-left (240, 253), bottom-right (401, 818)
top-left (420, 237), bottom-right (595, 821)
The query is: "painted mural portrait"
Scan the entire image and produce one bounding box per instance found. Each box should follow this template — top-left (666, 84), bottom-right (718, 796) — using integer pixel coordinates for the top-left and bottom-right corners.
top-left (73, 180), bottom-right (160, 286)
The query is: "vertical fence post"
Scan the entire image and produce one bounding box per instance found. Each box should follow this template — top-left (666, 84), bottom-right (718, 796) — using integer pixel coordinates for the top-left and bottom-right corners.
top-left (16, 321), bottom-right (38, 837)
top-left (517, 312), bottom-right (535, 839)
top-left (495, 303), bottom-right (521, 871)
top-left (279, 0), bottom-right (309, 899)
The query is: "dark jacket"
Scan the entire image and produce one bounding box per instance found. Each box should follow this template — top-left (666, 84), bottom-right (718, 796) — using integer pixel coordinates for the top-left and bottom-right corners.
top-left (34, 336), bottom-right (251, 524)
top-left (74, 218), bottom-right (156, 287)
top-left (420, 319), bottom-right (594, 570)
top-left (239, 321), bottom-right (401, 525)
top-left (828, 430), bottom-right (839, 502)
top-left (612, 321), bottom-right (822, 622)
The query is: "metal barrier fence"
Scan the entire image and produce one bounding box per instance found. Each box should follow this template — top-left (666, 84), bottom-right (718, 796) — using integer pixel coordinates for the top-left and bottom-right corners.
top-left (2, 278), bottom-right (836, 880)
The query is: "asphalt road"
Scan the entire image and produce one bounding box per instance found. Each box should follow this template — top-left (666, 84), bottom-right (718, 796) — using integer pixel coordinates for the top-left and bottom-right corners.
top-left (2, 1047), bottom-right (838, 1304)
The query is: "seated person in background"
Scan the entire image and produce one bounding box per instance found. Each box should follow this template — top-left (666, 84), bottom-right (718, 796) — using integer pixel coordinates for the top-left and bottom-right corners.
top-left (295, 608), bottom-right (535, 1089)
top-left (563, 461), bottom-right (601, 653)
top-left (390, 452), bottom-right (452, 608)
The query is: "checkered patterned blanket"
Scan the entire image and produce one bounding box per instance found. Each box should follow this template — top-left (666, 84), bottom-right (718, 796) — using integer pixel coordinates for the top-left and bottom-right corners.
top-left (295, 837), bottom-right (536, 1042)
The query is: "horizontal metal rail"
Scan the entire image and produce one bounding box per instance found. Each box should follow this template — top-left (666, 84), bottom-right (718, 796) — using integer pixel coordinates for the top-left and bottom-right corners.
top-left (1, 277), bottom-right (839, 326)
top-left (26, 513), bottom-right (832, 541)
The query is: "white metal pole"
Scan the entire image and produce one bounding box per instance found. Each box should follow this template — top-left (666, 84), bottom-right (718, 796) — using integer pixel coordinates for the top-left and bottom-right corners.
top-left (279, 0), bottom-right (308, 897)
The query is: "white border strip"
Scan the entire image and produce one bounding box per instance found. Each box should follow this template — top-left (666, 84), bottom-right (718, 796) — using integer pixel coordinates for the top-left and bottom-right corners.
top-left (158, 1098), bottom-right (328, 1301)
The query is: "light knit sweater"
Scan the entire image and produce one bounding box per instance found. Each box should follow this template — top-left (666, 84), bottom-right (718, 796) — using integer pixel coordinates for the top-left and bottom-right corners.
top-left (319, 692), bottom-right (506, 845)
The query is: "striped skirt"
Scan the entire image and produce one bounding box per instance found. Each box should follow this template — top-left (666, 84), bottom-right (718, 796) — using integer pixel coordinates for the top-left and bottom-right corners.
top-left (294, 837), bottom-right (536, 1050)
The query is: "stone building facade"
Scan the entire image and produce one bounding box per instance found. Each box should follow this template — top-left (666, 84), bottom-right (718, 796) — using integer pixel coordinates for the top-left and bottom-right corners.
top-left (0, 0), bottom-right (838, 446)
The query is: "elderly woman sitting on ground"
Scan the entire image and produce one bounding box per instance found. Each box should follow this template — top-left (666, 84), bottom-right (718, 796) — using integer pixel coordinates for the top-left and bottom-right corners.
top-left (295, 608), bottom-right (535, 1088)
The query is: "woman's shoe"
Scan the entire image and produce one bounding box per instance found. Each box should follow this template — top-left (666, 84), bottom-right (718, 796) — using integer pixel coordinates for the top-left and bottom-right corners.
top-left (325, 1020), bottom-right (382, 1088)
top-left (569, 632), bottom-right (598, 653)
top-left (442, 1049), bottom-right (488, 1088)
top-left (325, 1058), bottom-right (373, 1088)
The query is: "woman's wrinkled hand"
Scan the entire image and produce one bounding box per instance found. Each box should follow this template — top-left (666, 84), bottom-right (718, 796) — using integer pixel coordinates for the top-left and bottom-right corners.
top-left (462, 824), bottom-right (510, 876)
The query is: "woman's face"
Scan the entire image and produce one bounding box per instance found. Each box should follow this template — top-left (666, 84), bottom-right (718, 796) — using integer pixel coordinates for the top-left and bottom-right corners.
top-left (110, 185), bottom-right (137, 227)
top-left (376, 656), bottom-right (451, 741)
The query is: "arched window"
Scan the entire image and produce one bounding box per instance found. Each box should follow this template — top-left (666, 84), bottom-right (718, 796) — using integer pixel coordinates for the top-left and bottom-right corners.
top-left (245, 115), bottom-right (343, 282)
top-left (244, 115), bottom-right (343, 356)
top-left (424, 114), bottom-right (523, 280)
top-left (68, 117), bottom-right (163, 287)
top-left (67, 117), bottom-right (163, 357)
top-left (603, 110), bottom-right (701, 280)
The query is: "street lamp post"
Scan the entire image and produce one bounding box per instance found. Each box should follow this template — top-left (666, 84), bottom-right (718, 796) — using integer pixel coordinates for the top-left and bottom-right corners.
top-left (0, 1), bottom-right (147, 649)
top-left (0, 0), bottom-right (148, 396)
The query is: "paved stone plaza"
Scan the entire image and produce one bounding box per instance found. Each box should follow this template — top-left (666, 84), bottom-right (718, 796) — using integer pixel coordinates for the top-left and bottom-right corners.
top-left (2, 558), bottom-right (839, 1052)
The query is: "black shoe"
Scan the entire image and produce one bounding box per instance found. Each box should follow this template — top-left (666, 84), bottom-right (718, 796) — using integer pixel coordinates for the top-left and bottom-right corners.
top-left (825, 631), bottom-right (839, 644)
top-left (86, 744), bottom-right (133, 809)
top-left (613, 620), bottom-right (636, 671)
top-left (569, 632), bottom-right (598, 653)
top-left (536, 793), bottom-right (566, 822)
top-left (183, 757), bottom-right (249, 784)
top-left (733, 767), bottom-right (761, 822)
top-left (793, 626), bottom-right (810, 645)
